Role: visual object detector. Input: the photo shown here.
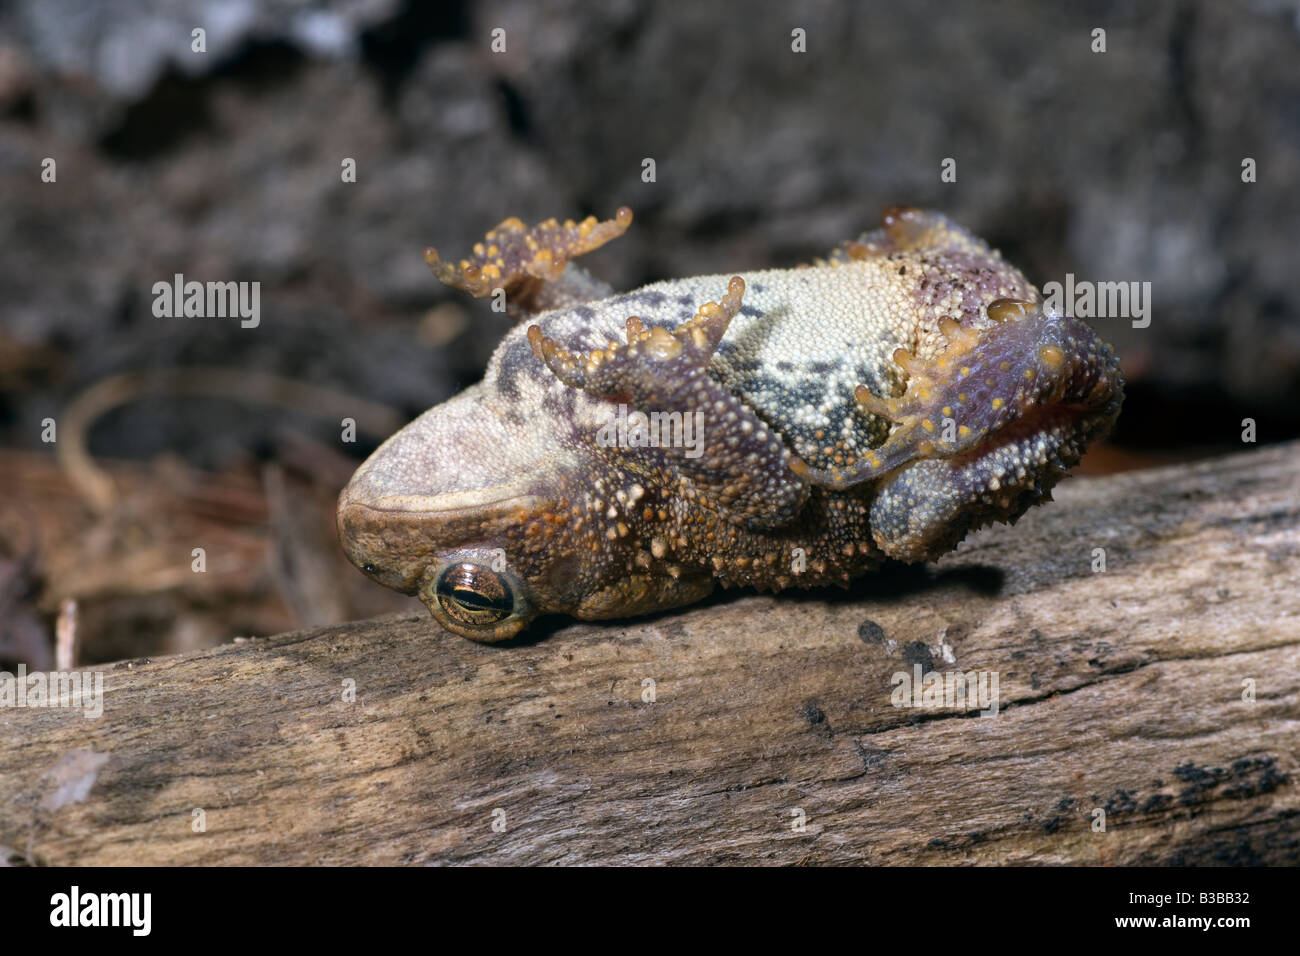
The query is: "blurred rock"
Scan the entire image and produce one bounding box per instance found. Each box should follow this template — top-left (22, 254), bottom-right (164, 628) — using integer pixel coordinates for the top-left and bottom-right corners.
top-left (0, 0), bottom-right (1297, 463)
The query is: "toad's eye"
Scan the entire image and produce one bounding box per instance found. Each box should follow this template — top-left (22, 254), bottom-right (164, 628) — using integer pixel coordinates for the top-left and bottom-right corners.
top-left (434, 562), bottom-right (514, 627)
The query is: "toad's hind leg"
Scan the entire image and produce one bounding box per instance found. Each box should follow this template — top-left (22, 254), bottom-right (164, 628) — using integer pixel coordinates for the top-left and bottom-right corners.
top-left (867, 419), bottom-right (1098, 562)
top-left (797, 300), bottom-right (1123, 561)
top-left (425, 207), bottom-right (633, 317)
top-left (528, 277), bottom-right (810, 528)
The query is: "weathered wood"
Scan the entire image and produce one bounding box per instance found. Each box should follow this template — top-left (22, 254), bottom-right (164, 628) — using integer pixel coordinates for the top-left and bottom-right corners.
top-left (2, 442), bottom-right (1297, 865)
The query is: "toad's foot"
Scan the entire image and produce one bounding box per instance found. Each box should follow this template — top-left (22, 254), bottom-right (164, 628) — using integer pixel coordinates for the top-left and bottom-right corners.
top-left (425, 207), bottom-right (633, 316)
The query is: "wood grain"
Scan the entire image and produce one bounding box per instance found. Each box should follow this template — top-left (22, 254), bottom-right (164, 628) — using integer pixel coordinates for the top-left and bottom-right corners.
top-left (2, 442), bottom-right (1297, 865)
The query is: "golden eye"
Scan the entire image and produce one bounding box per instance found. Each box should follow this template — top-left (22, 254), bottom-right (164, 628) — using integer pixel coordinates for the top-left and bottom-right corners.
top-left (434, 563), bottom-right (514, 627)
top-left (987, 297), bottom-right (1035, 323)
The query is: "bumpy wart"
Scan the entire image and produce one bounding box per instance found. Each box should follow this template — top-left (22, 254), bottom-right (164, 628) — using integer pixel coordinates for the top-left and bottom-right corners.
top-left (338, 206), bottom-right (1124, 642)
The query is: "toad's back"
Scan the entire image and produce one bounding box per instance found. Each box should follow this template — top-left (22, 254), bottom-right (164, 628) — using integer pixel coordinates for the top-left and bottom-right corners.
top-left (496, 211), bottom-right (1040, 475)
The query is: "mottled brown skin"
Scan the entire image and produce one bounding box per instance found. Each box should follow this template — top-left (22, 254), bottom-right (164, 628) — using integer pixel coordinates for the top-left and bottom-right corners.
top-left (338, 207), bottom-right (1124, 642)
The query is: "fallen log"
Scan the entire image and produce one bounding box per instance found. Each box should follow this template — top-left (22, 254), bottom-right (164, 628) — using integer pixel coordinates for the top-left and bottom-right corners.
top-left (2, 441), bottom-right (1297, 865)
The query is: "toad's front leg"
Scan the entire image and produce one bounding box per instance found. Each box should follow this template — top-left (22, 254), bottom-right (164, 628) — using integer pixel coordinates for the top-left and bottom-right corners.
top-left (527, 276), bottom-right (810, 529)
top-left (797, 298), bottom-right (1124, 561)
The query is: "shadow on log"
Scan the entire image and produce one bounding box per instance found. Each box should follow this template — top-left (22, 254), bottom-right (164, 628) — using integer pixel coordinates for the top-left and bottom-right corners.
top-left (2, 442), bottom-right (1297, 865)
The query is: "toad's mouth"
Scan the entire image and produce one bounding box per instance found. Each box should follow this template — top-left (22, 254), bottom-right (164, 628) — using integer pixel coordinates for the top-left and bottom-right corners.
top-left (335, 492), bottom-right (549, 595)
top-left (341, 487), bottom-right (546, 516)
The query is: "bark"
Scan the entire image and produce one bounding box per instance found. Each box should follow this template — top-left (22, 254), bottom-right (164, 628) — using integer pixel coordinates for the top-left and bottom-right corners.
top-left (1, 442), bottom-right (1297, 865)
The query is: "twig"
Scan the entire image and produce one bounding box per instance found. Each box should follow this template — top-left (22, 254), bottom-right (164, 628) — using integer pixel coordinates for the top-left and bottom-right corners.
top-left (57, 368), bottom-right (405, 513)
top-left (54, 598), bottom-right (78, 671)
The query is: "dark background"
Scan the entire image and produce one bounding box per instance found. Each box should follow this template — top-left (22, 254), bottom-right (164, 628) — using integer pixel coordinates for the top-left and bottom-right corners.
top-left (2, 0), bottom-right (1297, 665)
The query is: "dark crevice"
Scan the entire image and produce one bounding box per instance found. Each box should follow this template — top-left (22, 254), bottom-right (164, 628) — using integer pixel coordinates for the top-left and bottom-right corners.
top-left (1166, 1), bottom-right (1202, 150)
top-left (1111, 379), bottom-right (1300, 453)
top-left (494, 77), bottom-right (532, 141)
top-left (2, 88), bottom-right (37, 123)
top-left (99, 40), bottom-right (308, 161)
top-left (99, 68), bottom-right (214, 160)
top-left (221, 39), bottom-right (310, 93)
top-left (359, 0), bottom-right (470, 103)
